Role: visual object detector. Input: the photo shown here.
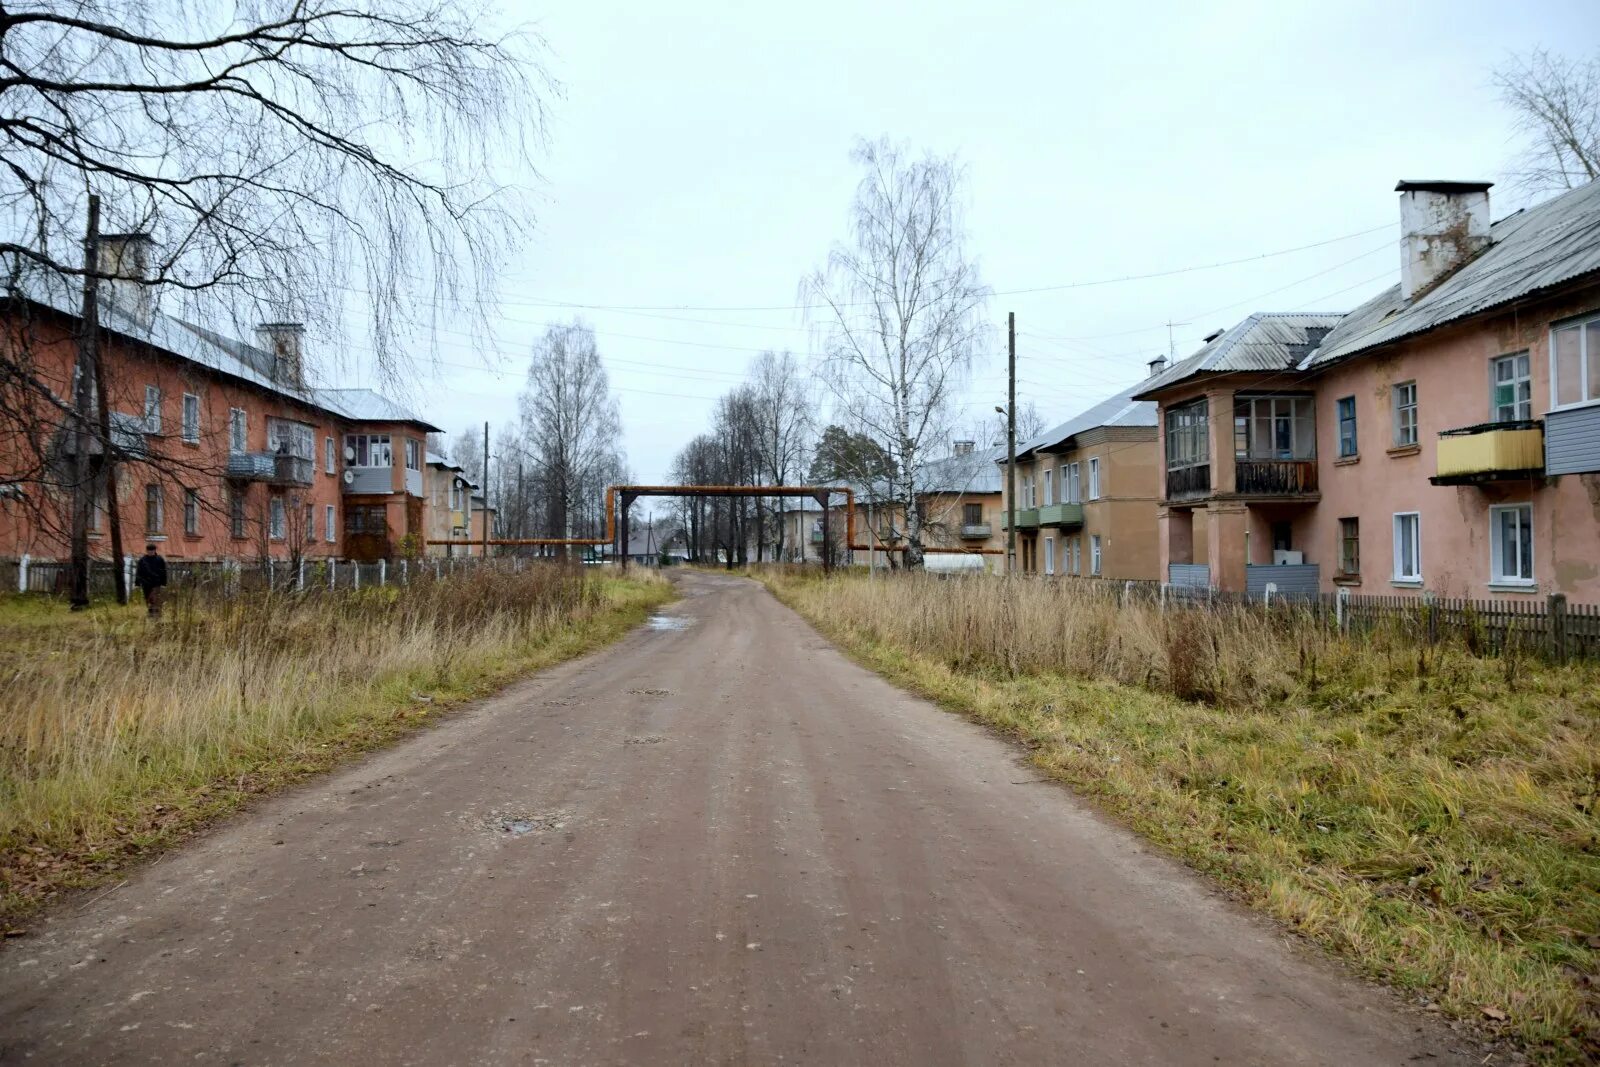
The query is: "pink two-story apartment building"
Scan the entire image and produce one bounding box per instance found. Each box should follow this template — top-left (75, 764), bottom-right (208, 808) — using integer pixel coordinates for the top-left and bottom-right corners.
top-left (1138, 178), bottom-right (1600, 601)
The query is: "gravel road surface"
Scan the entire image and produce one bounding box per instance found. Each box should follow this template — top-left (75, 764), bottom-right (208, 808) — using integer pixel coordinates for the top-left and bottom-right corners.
top-left (0, 571), bottom-right (1486, 1065)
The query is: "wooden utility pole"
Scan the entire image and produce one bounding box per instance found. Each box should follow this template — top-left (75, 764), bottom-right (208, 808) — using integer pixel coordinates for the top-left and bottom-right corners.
top-left (480, 420), bottom-right (490, 559)
top-left (68, 196), bottom-right (102, 610)
top-left (1005, 311), bottom-right (1017, 576)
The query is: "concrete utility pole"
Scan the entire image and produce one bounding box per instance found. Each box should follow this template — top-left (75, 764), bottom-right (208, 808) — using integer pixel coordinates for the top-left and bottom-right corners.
top-left (1005, 310), bottom-right (1017, 576)
top-left (68, 196), bottom-right (101, 610)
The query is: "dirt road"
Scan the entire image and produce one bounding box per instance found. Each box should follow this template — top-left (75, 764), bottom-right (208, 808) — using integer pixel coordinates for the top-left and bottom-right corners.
top-left (0, 571), bottom-right (1483, 1065)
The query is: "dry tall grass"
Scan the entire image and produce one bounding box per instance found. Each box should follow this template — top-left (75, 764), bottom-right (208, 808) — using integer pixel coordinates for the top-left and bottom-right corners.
top-left (765, 570), bottom-right (1600, 1061)
top-left (0, 566), bottom-right (671, 921)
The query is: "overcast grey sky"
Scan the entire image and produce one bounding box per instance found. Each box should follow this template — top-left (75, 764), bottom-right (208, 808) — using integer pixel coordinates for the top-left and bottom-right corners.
top-left (361, 0), bottom-right (1600, 483)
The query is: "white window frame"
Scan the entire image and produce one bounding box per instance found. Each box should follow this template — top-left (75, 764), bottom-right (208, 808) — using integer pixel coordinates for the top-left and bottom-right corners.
top-left (1489, 503), bottom-right (1535, 586)
top-left (325, 436), bottom-right (336, 474)
top-left (1335, 396), bottom-right (1357, 458)
top-left (1491, 353), bottom-right (1532, 423)
top-left (184, 488), bottom-right (200, 536)
top-left (1392, 512), bottom-right (1422, 583)
top-left (181, 392), bottom-right (200, 443)
top-left (1043, 535), bottom-right (1055, 575)
top-left (144, 385), bottom-right (162, 434)
top-left (1090, 533), bottom-right (1102, 576)
top-left (269, 497), bottom-right (286, 540)
top-left (1549, 312), bottom-right (1600, 411)
top-left (345, 433), bottom-right (393, 468)
top-left (1087, 457), bottom-right (1101, 499)
top-left (404, 438), bottom-right (421, 472)
top-left (229, 408), bottom-right (247, 453)
top-left (1070, 536), bottom-right (1081, 575)
top-left (1392, 381), bottom-right (1418, 447)
top-left (1067, 462), bottom-right (1080, 504)
top-left (1042, 468), bottom-right (1054, 507)
top-left (325, 504), bottom-right (336, 543)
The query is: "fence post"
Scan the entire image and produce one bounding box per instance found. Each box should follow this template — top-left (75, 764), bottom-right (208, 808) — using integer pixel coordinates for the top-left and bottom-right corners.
top-left (1336, 587), bottom-right (1349, 634)
top-left (297, 558), bottom-right (305, 592)
top-left (435, 559), bottom-right (442, 580)
top-left (1122, 580), bottom-right (1133, 606)
top-left (1158, 582), bottom-right (1167, 613)
top-left (17, 553), bottom-right (27, 592)
top-left (353, 562), bottom-right (360, 590)
top-left (123, 554), bottom-right (134, 596)
top-left (1424, 590), bottom-right (1439, 644)
top-left (401, 559), bottom-right (409, 585)
top-left (379, 559), bottom-right (387, 587)
top-left (1264, 581), bottom-right (1277, 608)
top-left (1548, 592), bottom-right (1568, 664)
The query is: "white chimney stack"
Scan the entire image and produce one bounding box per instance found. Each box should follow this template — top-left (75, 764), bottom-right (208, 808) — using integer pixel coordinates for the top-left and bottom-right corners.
top-left (1147, 356), bottom-right (1168, 379)
top-left (1396, 180), bottom-right (1492, 300)
top-left (95, 233), bottom-right (154, 327)
top-left (257, 322), bottom-right (306, 389)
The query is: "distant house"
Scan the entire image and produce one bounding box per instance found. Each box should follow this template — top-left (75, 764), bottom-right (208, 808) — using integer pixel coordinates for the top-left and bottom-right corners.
top-left (1136, 178), bottom-right (1600, 600)
top-left (998, 383), bottom-right (1160, 579)
top-left (0, 239), bottom-right (441, 565)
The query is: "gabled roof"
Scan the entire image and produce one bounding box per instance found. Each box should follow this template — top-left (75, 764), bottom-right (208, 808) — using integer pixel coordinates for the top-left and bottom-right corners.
top-left (1301, 178), bottom-right (1600, 370)
top-left (921, 444), bottom-right (1006, 494)
top-left (7, 272), bottom-right (439, 431)
top-left (1013, 382), bottom-right (1158, 461)
top-left (1133, 312), bottom-right (1344, 399)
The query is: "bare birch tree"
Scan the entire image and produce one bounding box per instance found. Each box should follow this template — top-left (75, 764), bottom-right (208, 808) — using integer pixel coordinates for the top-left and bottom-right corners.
top-left (518, 321), bottom-right (623, 548)
top-left (803, 138), bottom-right (989, 568)
top-left (749, 350), bottom-right (811, 559)
top-left (1495, 47), bottom-right (1600, 196)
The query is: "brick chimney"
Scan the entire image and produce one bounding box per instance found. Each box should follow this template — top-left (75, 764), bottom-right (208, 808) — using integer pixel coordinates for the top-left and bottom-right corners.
top-left (1396, 180), bottom-right (1492, 300)
top-left (257, 323), bottom-right (306, 389)
top-left (95, 233), bottom-right (154, 327)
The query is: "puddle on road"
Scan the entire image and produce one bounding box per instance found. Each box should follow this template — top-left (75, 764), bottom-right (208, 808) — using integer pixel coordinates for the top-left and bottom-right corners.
top-left (646, 614), bottom-right (692, 631)
top-left (481, 808), bottom-right (571, 837)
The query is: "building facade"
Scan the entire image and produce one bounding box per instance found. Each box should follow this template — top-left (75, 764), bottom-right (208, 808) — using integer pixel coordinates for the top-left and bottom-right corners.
top-left (1, 244), bottom-right (444, 567)
top-left (1138, 179), bottom-right (1600, 601)
top-left (998, 385), bottom-right (1160, 580)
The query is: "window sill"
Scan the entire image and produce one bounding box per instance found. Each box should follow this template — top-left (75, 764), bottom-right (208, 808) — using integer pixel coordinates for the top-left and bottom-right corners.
top-left (1333, 455), bottom-right (1360, 467)
top-left (1332, 574), bottom-right (1362, 586)
top-left (180, 438), bottom-right (200, 448)
top-left (1487, 581), bottom-right (1539, 594)
top-left (184, 533), bottom-right (203, 541)
top-left (1386, 444), bottom-right (1421, 458)
top-left (1390, 578), bottom-right (1424, 588)
top-left (145, 535), bottom-right (168, 542)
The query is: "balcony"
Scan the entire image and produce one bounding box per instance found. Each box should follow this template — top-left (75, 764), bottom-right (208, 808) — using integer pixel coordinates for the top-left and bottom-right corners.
top-left (810, 528), bottom-right (825, 543)
top-left (1431, 420), bottom-right (1544, 485)
top-left (226, 451), bottom-right (275, 480)
top-left (1000, 508), bottom-right (1039, 531)
top-left (1165, 463), bottom-right (1210, 501)
top-left (1036, 503), bottom-right (1083, 527)
top-left (959, 522), bottom-right (992, 539)
top-left (1235, 459), bottom-right (1317, 497)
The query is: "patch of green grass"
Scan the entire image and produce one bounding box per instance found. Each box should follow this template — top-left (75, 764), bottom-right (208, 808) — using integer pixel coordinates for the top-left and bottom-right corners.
top-left (760, 571), bottom-right (1600, 1063)
top-left (0, 569), bottom-right (673, 928)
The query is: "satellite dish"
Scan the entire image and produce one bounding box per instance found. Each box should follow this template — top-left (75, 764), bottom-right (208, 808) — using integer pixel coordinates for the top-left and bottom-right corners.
top-left (343, 445), bottom-right (356, 462)
top-left (343, 470), bottom-right (355, 485)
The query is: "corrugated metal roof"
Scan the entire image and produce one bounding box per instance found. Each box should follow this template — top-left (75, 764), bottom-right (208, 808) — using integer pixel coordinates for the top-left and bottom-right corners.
top-left (1134, 312), bottom-right (1343, 398)
top-left (1014, 382), bottom-right (1158, 459)
top-left (7, 272), bottom-right (438, 430)
top-left (1302, 178), bottom-right (1600, 369)
top-left (920, 444), bottom-right (1005, 494)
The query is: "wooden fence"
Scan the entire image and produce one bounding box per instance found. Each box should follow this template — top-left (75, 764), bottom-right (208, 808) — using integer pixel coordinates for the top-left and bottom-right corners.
top-left (6, 555), bottom-right (523, 599)
top-left (1026, 574), bottom-right (1600, 662)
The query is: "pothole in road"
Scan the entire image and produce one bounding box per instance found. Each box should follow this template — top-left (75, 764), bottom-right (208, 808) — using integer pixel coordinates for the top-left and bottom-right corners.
top-left (482, 808), bottom-right (571, 837)
top-left (646, 614), bottom-right (693, 631)
top-left (627, 687), bottom-right (672, 697)
top-left (624, 735), bottom-right (667, 745)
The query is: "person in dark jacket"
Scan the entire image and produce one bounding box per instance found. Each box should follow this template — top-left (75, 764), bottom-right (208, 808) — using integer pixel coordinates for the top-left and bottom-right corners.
top-left (134, 543), bottom-right (168, 618)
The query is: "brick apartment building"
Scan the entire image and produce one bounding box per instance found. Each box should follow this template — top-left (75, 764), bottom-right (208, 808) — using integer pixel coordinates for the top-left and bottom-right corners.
top-left (0, 235), bottom-right (467, 566)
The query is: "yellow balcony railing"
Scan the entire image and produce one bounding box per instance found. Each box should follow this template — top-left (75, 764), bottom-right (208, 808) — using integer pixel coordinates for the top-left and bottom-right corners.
top-left (1432, 421), bottom-right (1544, 485)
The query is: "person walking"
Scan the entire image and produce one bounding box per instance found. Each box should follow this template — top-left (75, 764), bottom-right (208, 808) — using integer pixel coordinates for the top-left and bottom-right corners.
top-left (134, 543), bottom-right (168, 618)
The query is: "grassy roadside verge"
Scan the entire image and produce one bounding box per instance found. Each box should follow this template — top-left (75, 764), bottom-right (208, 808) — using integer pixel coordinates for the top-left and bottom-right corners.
top-left (758, 569), bottom-right (1598, 1063)
top-left (0, 568), bottom-right (672, 928)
